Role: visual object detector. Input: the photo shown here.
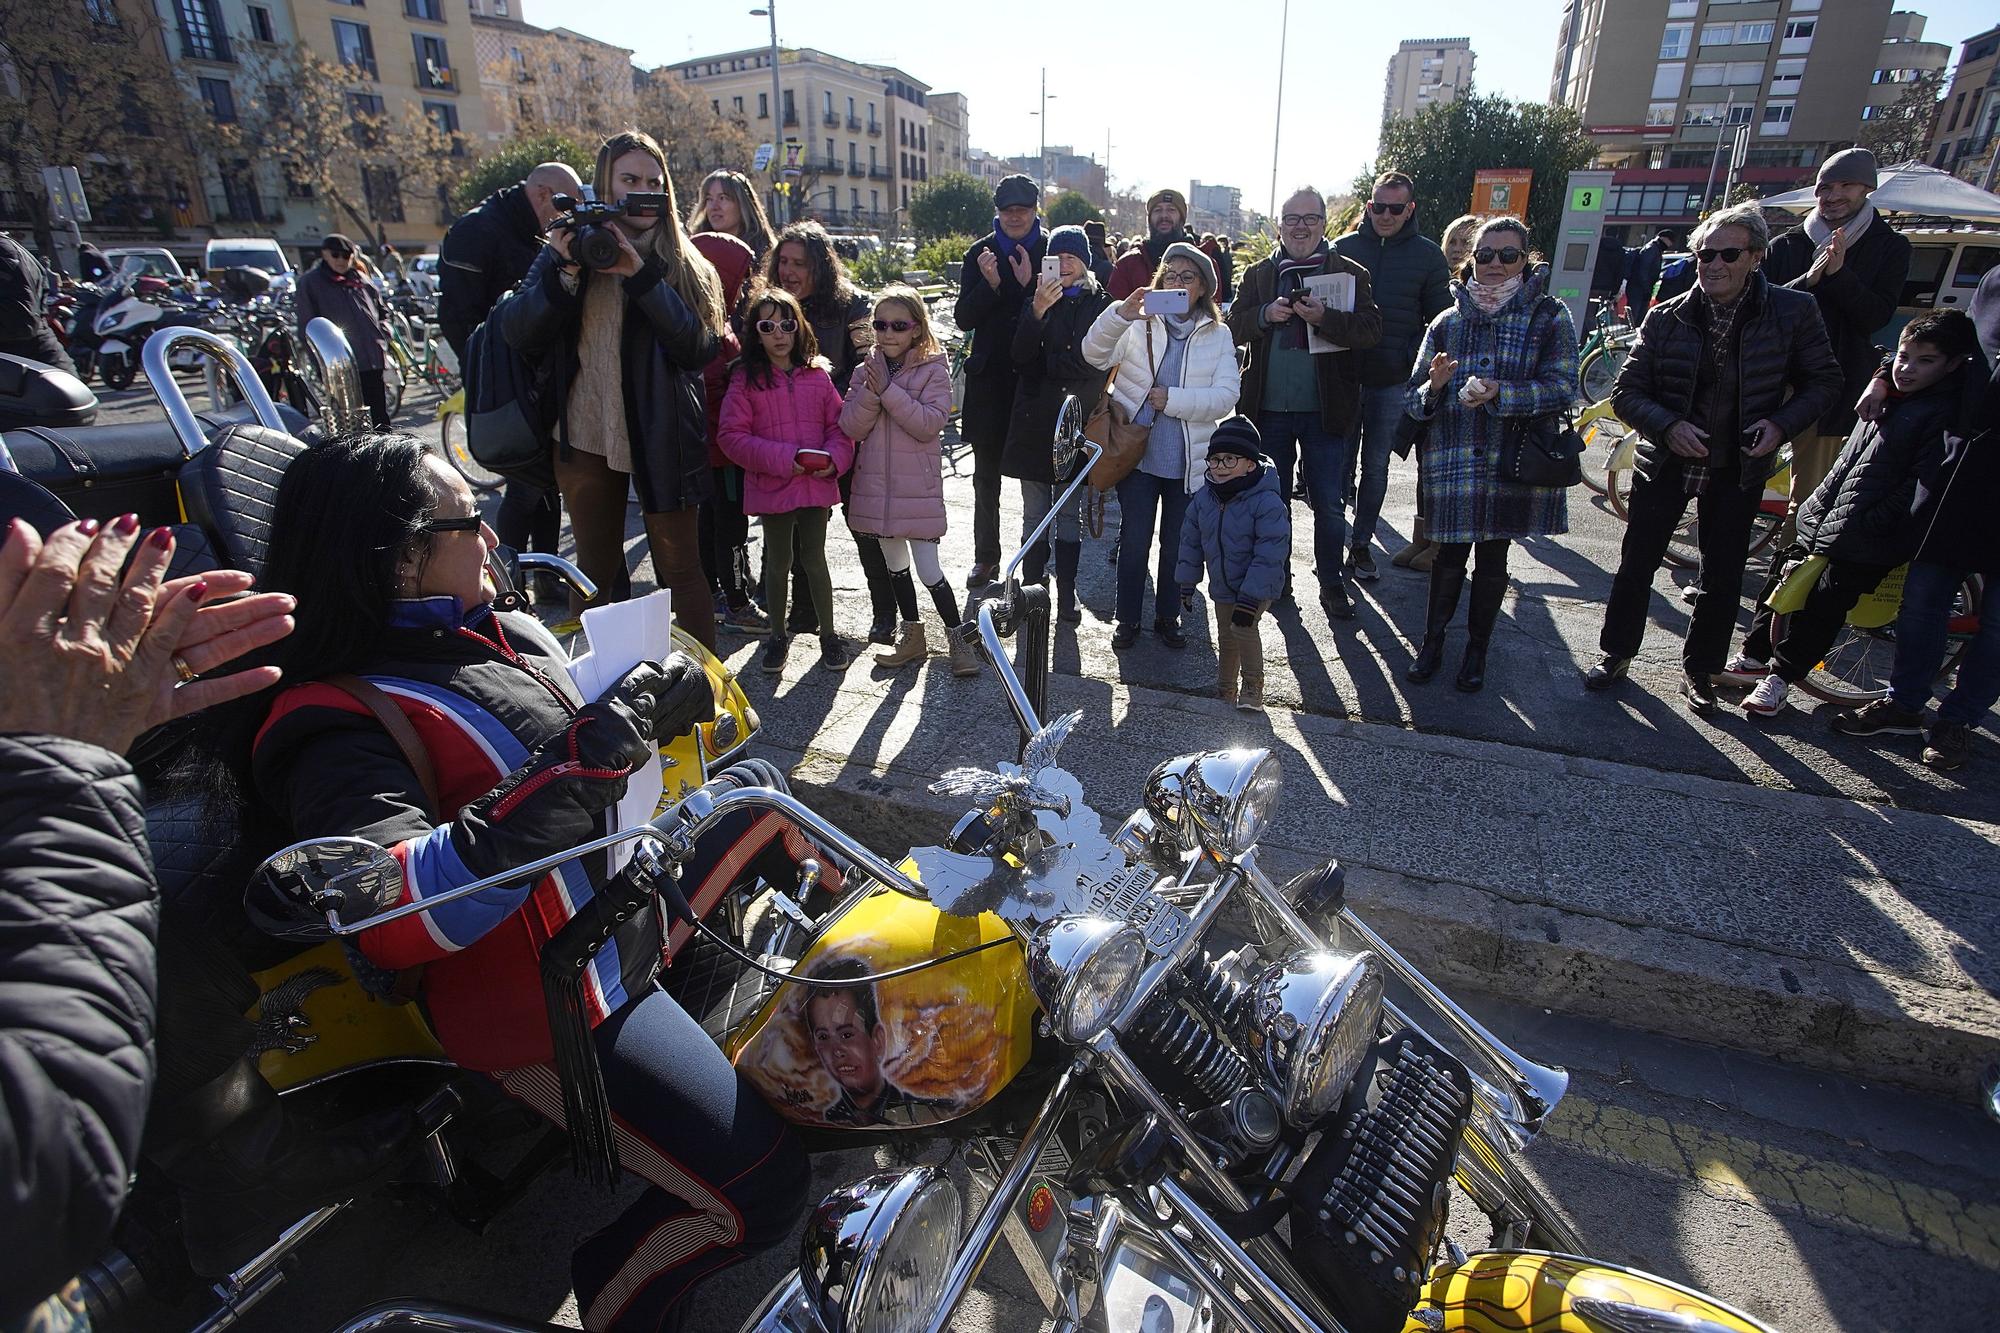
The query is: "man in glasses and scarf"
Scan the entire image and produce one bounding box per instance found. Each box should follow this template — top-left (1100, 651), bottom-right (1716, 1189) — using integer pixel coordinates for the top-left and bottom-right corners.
top-left (295, 233), bottom-right (394, 427)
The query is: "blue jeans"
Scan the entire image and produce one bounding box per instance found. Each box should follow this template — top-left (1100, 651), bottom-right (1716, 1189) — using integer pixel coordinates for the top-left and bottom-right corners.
top-left (1256, 410), bottom-right (1353, 593)
top-left (1351, 383), bottom-right (1405, 551)
top-left (1890, 562), bottom-right (2000, 727)
top-left (1115, 469), bottom-right (1191, 629)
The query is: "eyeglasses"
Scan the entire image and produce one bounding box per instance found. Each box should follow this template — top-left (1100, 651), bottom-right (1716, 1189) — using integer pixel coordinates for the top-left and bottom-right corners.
top-left (324, 247), bottom-right (353, 258)
top-left (1368, 201), bottom-right (1410, 216)
top-left (756, 318), bottom-right (799, 334)
top-left (1473, 246), bottom-right (1525, 266)
top-left (1281, 214), bottom-right (1325, 228)
top-left (1696, 247), bottom-right (1747, 265)
top-left (872, 318), bottom-right (915, 332)
top-left (419, 514), bottom-right (483, 534)
top-left (1161, 269), bottom-right (1204, 284)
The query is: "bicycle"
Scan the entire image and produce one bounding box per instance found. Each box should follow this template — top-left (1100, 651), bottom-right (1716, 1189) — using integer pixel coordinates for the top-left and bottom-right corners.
top-left (1576, 299), bottom-right (1637, 403)
top-left (382, 309), bottom-right (461, 417)
top-left (1768, 563), bottom-right (1985, 706)
top-left (929, 294), bottom-right (973, 476)
top-left (1596, 403), bottom-right (1786, 571)
top-left (433, 386), bottom-right (505, 495)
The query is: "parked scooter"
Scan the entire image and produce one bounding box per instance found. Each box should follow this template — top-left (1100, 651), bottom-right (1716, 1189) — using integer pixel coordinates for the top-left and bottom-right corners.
top-left (88, 264), bottom-right (213, 391)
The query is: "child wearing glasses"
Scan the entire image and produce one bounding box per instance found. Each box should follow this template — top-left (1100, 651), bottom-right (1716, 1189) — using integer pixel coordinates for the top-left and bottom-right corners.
top-left (839, 286), bottom-right (978, 676)
top-left (1176, 417), bottom-right (1292, 712)
top-left (719, 286), bottom-right (854, 674)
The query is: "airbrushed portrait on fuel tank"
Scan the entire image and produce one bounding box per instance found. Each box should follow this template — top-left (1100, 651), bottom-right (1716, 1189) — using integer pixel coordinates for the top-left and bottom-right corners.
top-left (729, 891), bottom-right (1037, 1130)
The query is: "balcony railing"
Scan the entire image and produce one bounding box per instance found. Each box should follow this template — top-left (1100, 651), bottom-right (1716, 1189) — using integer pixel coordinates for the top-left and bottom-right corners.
top-left (867, 165), bottom-right (889, 180)
top-left (181, 32), bottom-right (233, 62)
top-left (866, 120), bottom-right (882, 136)
top-left (207, 192), bottom-right (284, 225)
top-left (847, 162), bottom-right (867, 177)
top-left (846, 115), bottom-right (861, 130)
top-left (823, 111), bottom-right (840, 126)
top-left (416, 62), bottom-right (455, 91)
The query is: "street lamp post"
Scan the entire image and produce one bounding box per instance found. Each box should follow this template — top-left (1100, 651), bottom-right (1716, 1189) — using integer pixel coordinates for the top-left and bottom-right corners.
top-left (750, 4), bottom-right (785, 225)
top-left (1033, 68), bottom-right (1056, 194)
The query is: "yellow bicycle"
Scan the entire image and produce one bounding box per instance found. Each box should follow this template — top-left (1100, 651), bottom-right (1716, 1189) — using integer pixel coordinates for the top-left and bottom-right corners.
top-left (1587, 400), bottom-right (1785, 571)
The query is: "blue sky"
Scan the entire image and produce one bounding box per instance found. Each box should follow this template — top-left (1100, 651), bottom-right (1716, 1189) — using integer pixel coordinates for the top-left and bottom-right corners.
top-left (553, 0), bottom-right (1996, 213)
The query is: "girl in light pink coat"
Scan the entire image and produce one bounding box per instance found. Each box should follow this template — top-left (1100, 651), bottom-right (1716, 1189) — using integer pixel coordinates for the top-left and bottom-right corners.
top-left (839, 287), bottom-right (976, 675)
top-left (719, 288), bottom-right (855, 674)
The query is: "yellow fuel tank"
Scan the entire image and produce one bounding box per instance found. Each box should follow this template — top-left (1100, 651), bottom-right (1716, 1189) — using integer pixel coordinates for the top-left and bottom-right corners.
top-left (726, 882), bottom-right (1036, 1129)
top-left (1405, 1251), bottom-right (1775, 1332)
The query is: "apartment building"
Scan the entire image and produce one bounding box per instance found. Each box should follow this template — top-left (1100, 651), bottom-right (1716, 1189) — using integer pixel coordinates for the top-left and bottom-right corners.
top-left (929, 91), bottom-right (970, 182)
top-left (1188, 180), bottom-right (1244, 237)
top-left (470, 6), bottom-right (636, 146)
top-left (1928, 25), bottom-right (1999, 183)
top-left (1382, 38), bottom-right (1474, 124)
top-left (671, 46), bottom-right (931, 233)
top-left (1550, 0), bottom-right (1924, 237)
top-left (1863, 10), bottom-right (1951, 130)
top-left (1004, 145), bottom-right (1106, 205)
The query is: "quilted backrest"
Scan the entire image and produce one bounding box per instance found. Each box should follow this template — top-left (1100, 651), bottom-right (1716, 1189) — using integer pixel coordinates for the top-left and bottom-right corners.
top-left (178, 423), bottom-right (307, 578)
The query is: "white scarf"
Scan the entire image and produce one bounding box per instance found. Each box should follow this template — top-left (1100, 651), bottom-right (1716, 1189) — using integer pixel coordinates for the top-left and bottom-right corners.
top-left (1804, 200), bottom-right (1874, 249)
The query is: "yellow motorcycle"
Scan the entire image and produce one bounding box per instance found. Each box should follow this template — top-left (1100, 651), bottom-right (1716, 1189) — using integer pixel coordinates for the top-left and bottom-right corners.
top-left (247, 400), bottom-right (1783, 1333)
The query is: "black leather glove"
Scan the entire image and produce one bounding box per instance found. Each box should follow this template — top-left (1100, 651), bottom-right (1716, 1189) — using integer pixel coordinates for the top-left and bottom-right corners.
top-left (647, 651), bottom-right (717, 744)
top-left (1232, 603), bottom-right (1259, 628)
top-left (450, 677), bottom-right (656, 882)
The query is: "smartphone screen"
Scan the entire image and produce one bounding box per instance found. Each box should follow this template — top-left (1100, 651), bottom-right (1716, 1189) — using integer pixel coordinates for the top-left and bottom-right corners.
top-left (1040, 255), bottom-right (1064, 288)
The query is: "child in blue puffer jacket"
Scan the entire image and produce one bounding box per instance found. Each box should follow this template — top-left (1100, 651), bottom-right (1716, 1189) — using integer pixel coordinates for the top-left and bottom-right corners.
top-left (1177, 416), bottom-right (1292, 712)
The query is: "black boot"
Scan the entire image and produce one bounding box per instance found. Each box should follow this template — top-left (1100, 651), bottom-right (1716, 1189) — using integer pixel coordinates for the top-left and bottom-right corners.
top-left (148, 1056), bottom-right (419, 1275)
top-left (1406, 561), bottom-right (1467, 684)
top-left (1457, 565), bottom-right (1507, 693)
top-left (856, 533), bottom-right (898, 643)
top-left (1053, 539), bottom-right (1082, 622)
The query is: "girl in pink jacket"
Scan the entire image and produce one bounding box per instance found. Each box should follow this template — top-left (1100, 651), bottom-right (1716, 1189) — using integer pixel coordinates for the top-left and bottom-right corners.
top-left (719, 287), bottom-right (855, 674)
top-left (839, 287), bottom-right (976, 676)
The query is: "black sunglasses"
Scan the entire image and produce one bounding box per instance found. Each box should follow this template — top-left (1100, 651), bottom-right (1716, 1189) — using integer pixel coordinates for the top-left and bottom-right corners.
top-left (872, 318), bottom-right (915, 333)
top-left (419, 514), bottom-right (483, 534)
top-left (1473, 246), bottom-right (1525, 265)
top-left (1369, 201), bottom-right (1409, 216)
top-left (324, 246), bottom-right (353, 258)
top-left (1697, 247), bottom-right (1747, 265)
top-left (755, 318), bottom-right (799, 334)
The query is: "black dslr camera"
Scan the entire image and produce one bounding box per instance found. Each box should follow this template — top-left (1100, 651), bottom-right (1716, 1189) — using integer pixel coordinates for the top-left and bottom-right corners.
top-left (547, 192), bottom-right (667, 271)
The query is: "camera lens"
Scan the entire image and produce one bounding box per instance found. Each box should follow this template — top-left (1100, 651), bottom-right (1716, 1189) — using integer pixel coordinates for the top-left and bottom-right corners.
top-left (576, 224), bottom-right (622, 271)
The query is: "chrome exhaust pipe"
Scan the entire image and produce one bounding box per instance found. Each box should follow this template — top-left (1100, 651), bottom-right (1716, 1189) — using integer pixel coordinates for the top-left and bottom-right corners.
top-left (141, 326), bottom-right (285, 456)
top-left (301, 317), bottom-right (366, 435)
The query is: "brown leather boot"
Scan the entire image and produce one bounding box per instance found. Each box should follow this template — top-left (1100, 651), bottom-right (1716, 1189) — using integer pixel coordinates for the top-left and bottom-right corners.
top-left (873, 621), bottom-right (928, 667)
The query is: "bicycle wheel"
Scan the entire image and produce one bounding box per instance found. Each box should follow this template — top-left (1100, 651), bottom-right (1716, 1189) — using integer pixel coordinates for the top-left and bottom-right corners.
top-left (438, 411), bottom-right (504, 493)
top-left (383, 361), bottom-right (406, 417)
top-left (1577, 347), bottom-right (1620, 403)
top-left (1787, 572), bottom-right (1981, 707)
top-left (1579, 413), bottom-right (1632, 497)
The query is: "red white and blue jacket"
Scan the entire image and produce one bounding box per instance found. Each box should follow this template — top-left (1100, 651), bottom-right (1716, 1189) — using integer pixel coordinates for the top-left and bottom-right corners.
top-left (251, 600), bottom-right (661, 1071)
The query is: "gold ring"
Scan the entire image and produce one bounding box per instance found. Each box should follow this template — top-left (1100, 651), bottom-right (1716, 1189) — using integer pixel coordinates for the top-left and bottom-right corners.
top-left (172, 654), bottom-right (197, 684)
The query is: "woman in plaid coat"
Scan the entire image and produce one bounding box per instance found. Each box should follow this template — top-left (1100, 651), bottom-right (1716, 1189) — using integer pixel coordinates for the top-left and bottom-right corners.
top-left (1403, 217), bottom-right (1579, 692)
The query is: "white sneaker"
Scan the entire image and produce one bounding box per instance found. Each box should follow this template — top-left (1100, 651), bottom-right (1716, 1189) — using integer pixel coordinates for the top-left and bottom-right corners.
top-left (1720, 654), bottom-right (1771, 685)
top-left (1743, 675), bottom-right (1790, 717)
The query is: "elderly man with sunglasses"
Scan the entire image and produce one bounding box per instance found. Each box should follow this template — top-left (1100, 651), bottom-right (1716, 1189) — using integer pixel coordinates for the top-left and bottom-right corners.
top-left (1228, 186), bottom-right (1382, 623)
top-left (1335, 170), bottom-right (1451, 581)
top-left (294, 233), bottom-right (394, 427)
top-left (1588, 201), bottom-right (1841, 713)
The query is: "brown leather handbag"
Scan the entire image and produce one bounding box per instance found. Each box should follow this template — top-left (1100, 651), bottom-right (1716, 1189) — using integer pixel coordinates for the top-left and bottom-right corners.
top-left (1085, 321), bottom-right (1154, 492)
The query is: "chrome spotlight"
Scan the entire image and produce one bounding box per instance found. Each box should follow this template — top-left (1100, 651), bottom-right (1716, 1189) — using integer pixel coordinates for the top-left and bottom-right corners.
top-left (1027, 915), bottom-right (1146, 1043)
top-left (799, 1166), bottom-right (963, 1333)
top-left (1143, 749), bottom-right (1282, 862)
top-left (1253, 950), bottom-right (1384, 1128)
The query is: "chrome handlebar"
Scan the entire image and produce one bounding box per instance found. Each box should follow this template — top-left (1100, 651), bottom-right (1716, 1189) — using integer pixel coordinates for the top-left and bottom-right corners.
top-left (141, 326), bottom-right (285, 456)
top-left (302, 316), bottom-right (367, 434)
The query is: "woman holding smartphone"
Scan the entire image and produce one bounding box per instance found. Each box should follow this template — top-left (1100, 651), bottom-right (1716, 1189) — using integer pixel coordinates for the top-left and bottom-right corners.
top-left (500, 130), bottom-right (729, 649)
top-left (1003, 226), bottom-right (1112, 619)
top-left (1083, 242), bottom-right (1241, 649)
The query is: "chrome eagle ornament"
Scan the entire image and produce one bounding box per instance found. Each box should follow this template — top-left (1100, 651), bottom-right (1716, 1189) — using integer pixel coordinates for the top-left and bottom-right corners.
top-left (929, 709), bottom-right (1082, 820)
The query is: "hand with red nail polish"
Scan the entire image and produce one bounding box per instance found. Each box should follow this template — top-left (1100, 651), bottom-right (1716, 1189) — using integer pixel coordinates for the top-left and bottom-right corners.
top-left (0, 518), bottom-right (295, 753)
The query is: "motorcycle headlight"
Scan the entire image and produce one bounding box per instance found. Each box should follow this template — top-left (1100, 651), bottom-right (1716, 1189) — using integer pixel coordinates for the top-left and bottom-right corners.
top-left (1145, 749), bottom-right (1282, 862)
top-left (1027, 915), bottom-right (1146, 1043)
top-left (1253, 950), bottom-right (1384, 1128)
top-left (799, 1166), bottom-right (962, 1333)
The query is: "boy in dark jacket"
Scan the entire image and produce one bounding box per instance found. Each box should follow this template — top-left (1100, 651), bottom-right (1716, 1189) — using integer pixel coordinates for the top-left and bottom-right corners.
top-left (1735, 310), bottom-right (1979, 718)
top-left (1177, 417), bottom-right (1291, 713)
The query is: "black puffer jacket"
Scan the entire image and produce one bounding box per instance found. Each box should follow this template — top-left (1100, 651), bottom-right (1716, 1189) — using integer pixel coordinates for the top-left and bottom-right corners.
top-left (1796, 372), bottom-right (1962, 565)
top-left (1764, 221), bottom-right (1912, 437)
top-left (1611, 272), bottom-right (1843, 489)
top-left (499, 248), bottom-right (719, 513)
top-left (1334, 218), bottom-right (1452, 387)
top-left (1910, 272), bottom-right (1999, 576)
top-left (438, 183), bottom-right (545, 362)
top-left (0, 735), bottom-right (158, 1322)
top-left (954, 229), bottom-right (1049, 451)
top-left (0, 234), bottom-right (75, 375)
top-left (1003, 279), bottom-right (1113, 483)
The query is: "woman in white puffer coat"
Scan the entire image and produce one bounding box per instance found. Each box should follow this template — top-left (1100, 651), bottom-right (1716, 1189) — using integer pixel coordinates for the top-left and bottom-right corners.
top-left (1083, 241), bottom-right (1242, 649)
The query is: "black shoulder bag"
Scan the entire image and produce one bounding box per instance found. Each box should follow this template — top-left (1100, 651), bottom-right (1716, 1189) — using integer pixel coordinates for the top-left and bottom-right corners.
top-left (1497, 298), bottom-right (1586, 487)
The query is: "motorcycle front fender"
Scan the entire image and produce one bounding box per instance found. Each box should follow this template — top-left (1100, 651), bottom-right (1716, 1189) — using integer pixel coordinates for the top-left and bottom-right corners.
top-left (98, 340), bottom-right (130, 357)
top-left (733, 1271), bottom-right (819, 1333)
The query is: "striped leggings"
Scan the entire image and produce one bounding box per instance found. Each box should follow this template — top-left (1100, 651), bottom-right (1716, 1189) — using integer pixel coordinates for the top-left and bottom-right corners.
top-left (496, 987), bottom-right (809, 1331)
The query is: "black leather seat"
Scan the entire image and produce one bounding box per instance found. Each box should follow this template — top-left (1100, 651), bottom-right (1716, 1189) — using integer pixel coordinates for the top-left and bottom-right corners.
top-left (178, 422), bottom-right (307, 577)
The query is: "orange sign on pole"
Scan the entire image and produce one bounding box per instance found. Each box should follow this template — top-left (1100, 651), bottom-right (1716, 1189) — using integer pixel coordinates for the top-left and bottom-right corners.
top-left (1471, 169), bottom-right (1534, 218)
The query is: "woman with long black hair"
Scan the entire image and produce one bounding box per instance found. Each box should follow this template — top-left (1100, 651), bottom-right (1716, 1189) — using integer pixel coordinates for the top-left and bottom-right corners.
top-left (500, 130), bottom-right (729, 649)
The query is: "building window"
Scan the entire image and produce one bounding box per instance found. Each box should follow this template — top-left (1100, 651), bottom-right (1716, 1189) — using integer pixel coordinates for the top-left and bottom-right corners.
top-left (823, 90), bottom-right (833, 116)
top-left (1760, 100), bottom-right (1794, 134)
top-left (362, 166), bottom-right (404, 223)
top-left (175, 0), bottom-right (231, 61)
top-left (1667, 0), bottom-right (1697, 14)
top-left (331, 19), bottom-right (375, 79)
top-left (1726, 103), bottom-right (1753, 125)
top-left (247, 5), bottom-right (273, 41)
top-left (413, 33), bottom-right (451, 88)
top-left (732, 95), bottom-right (743, 113)
top-left (404, 0), bottom-right (441, 18)
top-left (346, 90), bottom-right (384, 145)
top-left (1700, 22), bottom-right (1733, 45)
top-left (1736, 21), bottom-right (1773, 43)
top-left (758, 92), bottom-right (768, 118)
top-left (423, 98), bottom-right (458, 138)
top-left (1652, 62), bottom-right (1684, 99)
top-left (1771, 56), bottom-right (1806, 96)
top-left (1691, 63), bottom-right (1725, 86)
top-left (197, 76), bottom-right (236, 122)
top-left (1683, 102), bottom-right (1719, 125)
top-left (1789, 0), bottom-right (1818, 9)
top-left (1646, 101), bottom-right (1677, 126)
top-left (1781, 18), bottom-right (1815, 53)
top-left (1725, 62), bottom-right (1762, 85)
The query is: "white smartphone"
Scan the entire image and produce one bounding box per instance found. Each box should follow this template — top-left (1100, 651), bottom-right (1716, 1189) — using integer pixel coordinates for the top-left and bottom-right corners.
top-left (1143, 288), bottom-right (1191, 316)
top-left (1040, 255), bottom-right (1064, 287)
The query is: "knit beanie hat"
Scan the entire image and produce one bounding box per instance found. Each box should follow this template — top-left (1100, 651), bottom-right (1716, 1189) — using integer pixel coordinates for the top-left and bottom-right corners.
top-left (1161, 241), bottom-right (1217, 295)
top-left (1146, 188), bottom-right (1189, 220)
top-left (994, 174), bottom-right (1038, 210)
top-left (1817, 148), bottom-right (1879, 188)
top-left (1207, 415), bottom-right (1262, 462)
top-left (1046, 225), bottom-right (1092, 266)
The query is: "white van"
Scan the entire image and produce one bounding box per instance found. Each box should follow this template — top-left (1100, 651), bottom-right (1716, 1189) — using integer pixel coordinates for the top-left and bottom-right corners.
top-left (204, 237), bottom-right (295, 285)
top-left (1889, 226), bottom-right (2000, 340)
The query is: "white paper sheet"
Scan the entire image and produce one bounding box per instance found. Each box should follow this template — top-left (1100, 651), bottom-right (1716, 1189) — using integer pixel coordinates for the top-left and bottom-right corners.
top-left (567, 590), bottom-right (671, 872)
top-left (1305, 272), bottom-right (1356, 354)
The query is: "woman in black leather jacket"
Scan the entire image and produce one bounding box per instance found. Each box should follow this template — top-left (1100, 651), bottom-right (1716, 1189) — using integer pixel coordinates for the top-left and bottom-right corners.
top-left (500, 130), bottom-right (730, 649)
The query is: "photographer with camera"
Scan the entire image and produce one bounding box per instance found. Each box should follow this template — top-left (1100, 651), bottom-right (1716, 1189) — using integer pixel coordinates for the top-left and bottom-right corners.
top-left (500, 131), bottom-right (730, 649)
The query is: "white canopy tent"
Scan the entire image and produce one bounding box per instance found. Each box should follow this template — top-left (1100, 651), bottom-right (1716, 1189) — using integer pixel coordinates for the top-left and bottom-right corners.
top-left (1758, 160), bottom-right (2000, 223)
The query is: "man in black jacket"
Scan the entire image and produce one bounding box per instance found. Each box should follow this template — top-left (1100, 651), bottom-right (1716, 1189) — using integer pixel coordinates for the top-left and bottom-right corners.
top-left (955, 174), bottom-right (1047, 589)
top-left (1334, 170), bottom-right (1451, 579)
top-left (1589, 202), bottom-right (1841, 712)
top-left (1761, 148), bottom-right (1912, 524)
top-left (439, 163), bottom-right (582, 593)
top-left (0, 232), bottom-right (75, 375)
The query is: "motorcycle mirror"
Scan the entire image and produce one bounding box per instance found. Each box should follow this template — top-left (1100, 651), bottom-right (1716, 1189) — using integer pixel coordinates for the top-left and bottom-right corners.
top-left (246, 836), bottom-right (400, 939)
